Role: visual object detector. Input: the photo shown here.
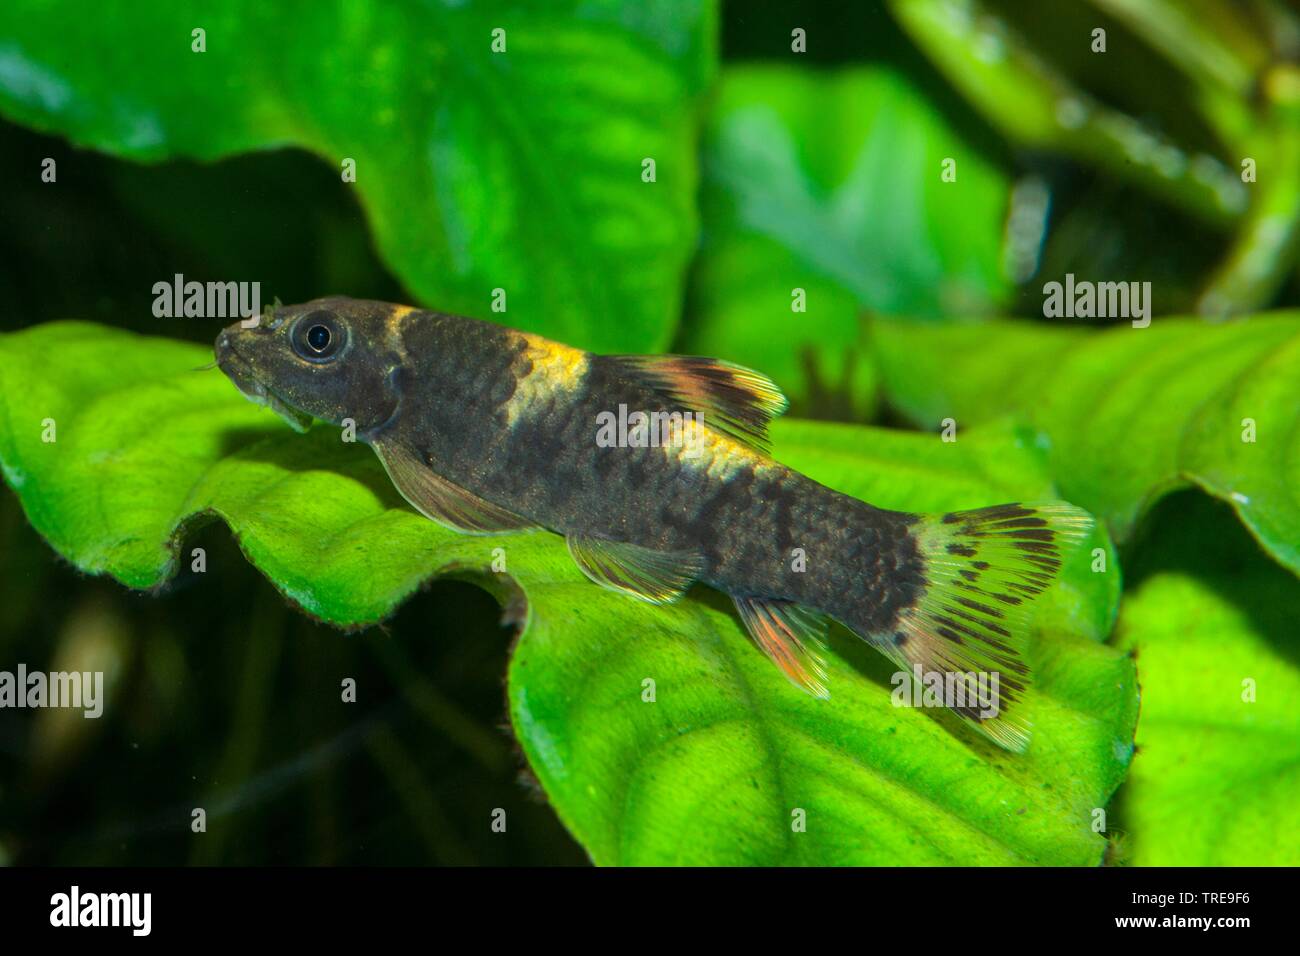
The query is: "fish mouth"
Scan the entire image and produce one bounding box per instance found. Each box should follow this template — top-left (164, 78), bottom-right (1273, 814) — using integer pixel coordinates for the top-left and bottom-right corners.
top-left (214, 331), bottom-right (315, 434)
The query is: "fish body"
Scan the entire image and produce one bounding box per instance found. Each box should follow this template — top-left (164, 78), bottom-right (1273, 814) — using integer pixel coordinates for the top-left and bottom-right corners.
top-left (390, 311), bottom-right (924, 627)
top-left (217, 297), bottom-right (1092, 751)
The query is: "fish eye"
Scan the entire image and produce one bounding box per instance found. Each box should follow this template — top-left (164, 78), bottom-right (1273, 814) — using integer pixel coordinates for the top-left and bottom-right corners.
top-left (291, 311), bottom-right (346, 362)
top-left (307, 324), bottom-right (331, 351)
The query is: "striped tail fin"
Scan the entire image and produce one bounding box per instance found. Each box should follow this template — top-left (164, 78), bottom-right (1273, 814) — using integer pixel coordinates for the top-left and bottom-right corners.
top-left (883, 502), bottom-right (1094, 752)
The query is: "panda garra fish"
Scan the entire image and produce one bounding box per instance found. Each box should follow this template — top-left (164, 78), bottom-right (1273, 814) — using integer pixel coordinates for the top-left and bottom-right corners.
top-left (216, 296), bottom-right (1092, 752)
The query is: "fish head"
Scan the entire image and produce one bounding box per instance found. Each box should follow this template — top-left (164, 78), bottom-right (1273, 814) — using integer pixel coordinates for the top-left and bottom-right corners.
top-left (215, 296), bottom-right (403, 435)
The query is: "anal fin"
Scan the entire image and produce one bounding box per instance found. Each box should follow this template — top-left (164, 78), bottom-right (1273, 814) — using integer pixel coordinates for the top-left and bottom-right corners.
top-left (372, 439), bottom-right (536, 534)
top-left (566, 534), bottom-right (704, 604)
top-left (733, 596), bottom-right (830, 699)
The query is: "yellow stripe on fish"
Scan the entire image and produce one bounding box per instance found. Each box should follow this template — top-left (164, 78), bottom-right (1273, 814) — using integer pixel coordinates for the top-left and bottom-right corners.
top-left (504, 333), bottom-right (590, 427)
top-left (661, 413), bottom-right (772, 482)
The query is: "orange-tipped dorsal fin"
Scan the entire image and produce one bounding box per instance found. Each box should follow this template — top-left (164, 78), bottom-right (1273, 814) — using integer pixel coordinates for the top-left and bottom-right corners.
top-left (606, 355), bottom-right (788, 454)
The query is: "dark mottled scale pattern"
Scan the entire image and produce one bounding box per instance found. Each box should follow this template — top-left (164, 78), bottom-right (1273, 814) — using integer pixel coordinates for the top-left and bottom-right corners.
top-left (382, 311), bottom-right (927, 637)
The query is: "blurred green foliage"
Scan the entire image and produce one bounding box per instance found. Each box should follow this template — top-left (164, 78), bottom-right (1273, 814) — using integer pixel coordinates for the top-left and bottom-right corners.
top-left (0, 0), bottom-right (715, 352)
top-left (683, 65), bottom-right (1012, 421)
top-left (1, 0), bottom-right (1299, 865)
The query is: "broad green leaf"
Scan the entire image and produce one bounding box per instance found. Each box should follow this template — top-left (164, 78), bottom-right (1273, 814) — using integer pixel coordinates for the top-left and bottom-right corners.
top-left (870, 312), bottom-right (1300, 576)
top-left (0, 0), bottom-right (715, 352)
top-left (681, 66), bottom-right (1013, 419)
top-left (0, 321), bottom-right (1135, 865)
top-left (1114, 496), bottom-right (1300, 865)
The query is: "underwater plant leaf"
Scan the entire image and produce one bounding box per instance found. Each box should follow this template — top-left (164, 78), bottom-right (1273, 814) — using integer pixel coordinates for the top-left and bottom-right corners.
top-left (887, 0), bottom-right (1249, 224)
top-left (0, 321), bottom-right (1135, 865)
top-left (870, 312), bottom-right (1300, 577)
top-left (891, 0), bottom-right (1298, 317)
top-left (1119, 574), bottom-right (1300, 865)
top-left (1114, 496), bottom-right (1300, 866)
top-left (0, 0), bottom-right (714, 352)
top-left (681, 66), bottom-right (1013, 419)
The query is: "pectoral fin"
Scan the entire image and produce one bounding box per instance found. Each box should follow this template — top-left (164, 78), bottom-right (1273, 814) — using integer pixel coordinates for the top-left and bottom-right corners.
top-left (372, 439), bottom-right (535, 534)
top-left (566, 534), bottom-right (704, 604)
top-left (733, 596), bottom-right (831, 699)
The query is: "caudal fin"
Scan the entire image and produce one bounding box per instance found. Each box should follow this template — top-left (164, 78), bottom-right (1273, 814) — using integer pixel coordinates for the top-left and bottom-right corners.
top-left (884, 502), bottom-right (1093, 752)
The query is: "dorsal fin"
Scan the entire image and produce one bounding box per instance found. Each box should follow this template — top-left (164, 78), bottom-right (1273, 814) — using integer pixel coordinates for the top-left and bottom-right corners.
top-left (605, 355), bottom-right (788, 453)
top-left (566, 534), bottom-right (704, 604)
